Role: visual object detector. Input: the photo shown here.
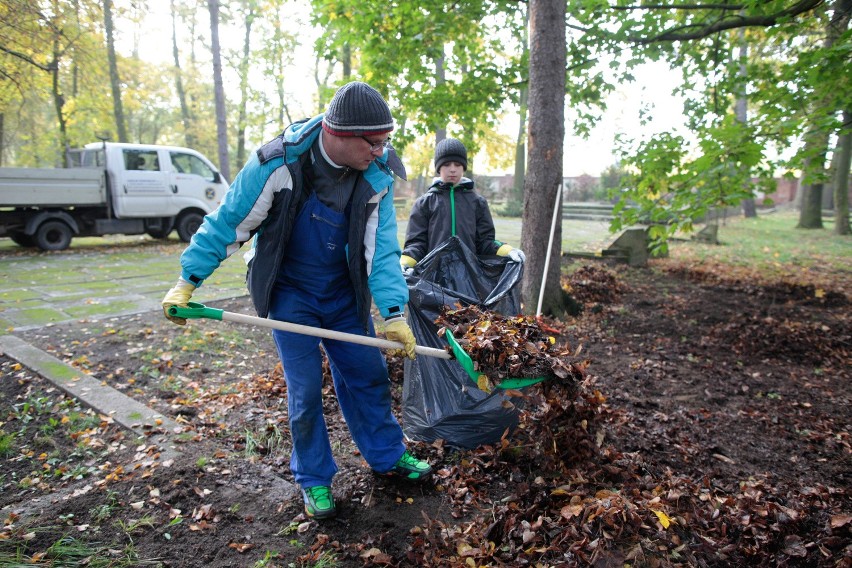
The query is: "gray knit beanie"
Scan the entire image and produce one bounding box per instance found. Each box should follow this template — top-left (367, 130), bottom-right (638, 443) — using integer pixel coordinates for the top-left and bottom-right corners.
top-left (434, 138), bottom-right (468, 173)
top-left (322, 81), bottom-right (394, 137)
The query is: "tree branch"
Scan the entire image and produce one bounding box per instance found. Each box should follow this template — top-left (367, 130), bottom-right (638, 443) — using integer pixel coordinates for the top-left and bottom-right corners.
top-left (639, 0), bottom-right (826, 42)
top-left (569, 0), bottom-right (825, 43)
top-left (612, 3), bottom-right (746, 10)
top-left (0, 45), bottom-right (55, 72)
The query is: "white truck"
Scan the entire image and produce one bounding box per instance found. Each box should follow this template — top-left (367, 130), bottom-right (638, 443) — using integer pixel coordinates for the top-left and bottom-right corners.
top-left (0, 142), bottom-right (228, 251)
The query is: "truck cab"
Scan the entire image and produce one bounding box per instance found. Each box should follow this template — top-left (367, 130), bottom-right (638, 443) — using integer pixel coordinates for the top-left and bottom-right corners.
top-left (77, 143), bottom-right (228, 240)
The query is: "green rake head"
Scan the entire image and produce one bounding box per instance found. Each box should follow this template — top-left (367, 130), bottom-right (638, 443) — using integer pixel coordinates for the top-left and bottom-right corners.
top-left (443, 329), bottom-right (549, 391)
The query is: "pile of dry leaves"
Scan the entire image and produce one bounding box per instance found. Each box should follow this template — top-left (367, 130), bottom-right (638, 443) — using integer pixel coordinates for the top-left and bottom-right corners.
top-left (563, 265), bottom-right (625, 306)
top-left (434, 304), bottom-right (588, 388)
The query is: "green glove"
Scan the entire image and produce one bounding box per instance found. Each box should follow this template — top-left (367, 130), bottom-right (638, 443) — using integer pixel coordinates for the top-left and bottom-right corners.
top-left (496, 244), bottom-right (514, 256)
top-left (162, 278), bottom-right (196, 325)
top-left (400, 254), bottom-right (417, 269)
top-left (385, 316), bottom-right (416, 359)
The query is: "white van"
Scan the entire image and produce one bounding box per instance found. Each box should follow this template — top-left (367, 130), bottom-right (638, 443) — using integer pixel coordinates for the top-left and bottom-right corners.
top-left (0, 142), bottom-right (229, 250)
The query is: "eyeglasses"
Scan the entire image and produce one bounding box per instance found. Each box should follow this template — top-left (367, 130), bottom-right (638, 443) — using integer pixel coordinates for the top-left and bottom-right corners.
top-left (361, 136), bottom-right (392, 152)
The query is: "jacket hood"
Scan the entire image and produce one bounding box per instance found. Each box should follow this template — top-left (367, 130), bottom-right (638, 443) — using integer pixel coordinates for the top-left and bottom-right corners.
top-left (428, 177), bottom-right (474, 193)
top-left (282, 116), bottom-right (323, 161)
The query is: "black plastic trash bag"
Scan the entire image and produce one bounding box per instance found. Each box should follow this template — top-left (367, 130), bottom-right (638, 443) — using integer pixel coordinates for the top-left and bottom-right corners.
top-left (401, 236), bottom-right (525, 449)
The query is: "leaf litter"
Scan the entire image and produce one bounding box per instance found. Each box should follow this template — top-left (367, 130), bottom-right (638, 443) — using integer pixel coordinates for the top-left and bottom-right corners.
top-left (1, 257), bottom-right (850, 567)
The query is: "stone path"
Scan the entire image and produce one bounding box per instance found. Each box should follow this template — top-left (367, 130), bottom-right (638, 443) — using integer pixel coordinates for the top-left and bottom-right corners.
top-left (0, 239), bottom-right (248, 455)
top-left (0, 239), bottom-right (247, 332)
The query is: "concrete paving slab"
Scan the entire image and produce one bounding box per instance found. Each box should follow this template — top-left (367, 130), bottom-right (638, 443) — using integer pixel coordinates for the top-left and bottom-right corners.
top-left (0, 335), bottom-right (181, 460)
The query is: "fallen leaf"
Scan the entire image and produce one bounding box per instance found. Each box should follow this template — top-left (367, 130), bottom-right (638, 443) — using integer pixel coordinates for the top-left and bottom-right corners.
top-left (651, 509), bottom-right (672, 529)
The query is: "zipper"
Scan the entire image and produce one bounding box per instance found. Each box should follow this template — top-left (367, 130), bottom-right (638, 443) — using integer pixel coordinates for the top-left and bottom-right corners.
top-left (450, 185), bottom-right (456, 236)
top-left (311, 212), bottom-right (345, 228)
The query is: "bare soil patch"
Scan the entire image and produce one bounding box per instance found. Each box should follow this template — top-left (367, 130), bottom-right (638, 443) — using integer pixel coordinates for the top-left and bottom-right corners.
top-left (1, 258), bottom-right (849, 567)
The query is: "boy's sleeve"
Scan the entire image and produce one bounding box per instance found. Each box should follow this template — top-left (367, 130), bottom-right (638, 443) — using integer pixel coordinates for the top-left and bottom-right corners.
top-left (475, 196), bottom-right (501, 256)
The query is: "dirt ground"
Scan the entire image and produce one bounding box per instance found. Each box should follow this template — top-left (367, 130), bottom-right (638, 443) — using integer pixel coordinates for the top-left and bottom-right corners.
top-left (1, 257), bottom-right (849, 567)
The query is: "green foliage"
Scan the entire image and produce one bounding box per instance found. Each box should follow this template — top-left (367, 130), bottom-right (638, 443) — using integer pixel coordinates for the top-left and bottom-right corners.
top-left (500, 199), bottom-right (524, 217)
top-left (89, 491), bottom-right (121, 523)
top-left (612, 115), bottom-right (777, 249)
top-left (598, 162), bottom-right (626, 197)
top-left (310, 0), bottom-right (527, 153)
top-left (569, 0), bottom-right (849, 247)
top-left (0, 430), bottom-right (14, 457)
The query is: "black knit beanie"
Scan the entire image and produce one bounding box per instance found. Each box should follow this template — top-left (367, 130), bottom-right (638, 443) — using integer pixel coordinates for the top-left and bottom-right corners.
top-left (322, 81), bottom-right (394, 137)
top-left (434, 138), bottom-right (468, 173)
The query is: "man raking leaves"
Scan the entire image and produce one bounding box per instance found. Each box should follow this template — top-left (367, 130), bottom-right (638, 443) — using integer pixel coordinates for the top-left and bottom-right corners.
top-left (162, 82), bottom-right (431, 520)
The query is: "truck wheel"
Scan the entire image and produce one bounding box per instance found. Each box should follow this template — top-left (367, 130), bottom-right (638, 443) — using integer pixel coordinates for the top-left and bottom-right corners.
top-left (146, 227), bottom-right (172, 239)
top-left (9, 232), bottom-right (35, 247)
top-left (34, 221), bottom-right (73, 251)
top-left (176, 212), bottom-right (204, 242)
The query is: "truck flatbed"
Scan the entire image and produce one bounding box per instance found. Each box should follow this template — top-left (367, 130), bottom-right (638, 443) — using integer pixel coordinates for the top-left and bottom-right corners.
top-left (0, 167), bottom-right (105, 207)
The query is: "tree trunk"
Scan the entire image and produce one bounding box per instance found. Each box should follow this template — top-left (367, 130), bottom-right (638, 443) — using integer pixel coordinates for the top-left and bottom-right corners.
top-left (834, 109), bottom-right (851, 235)
top-left (171, 0), bottom-right (196, 148)
top-left (734, 26), bottom-right (757, 218)
top-left (435, 52), bottom-right (446, 156)
top-left (51, 35), bottom-right (69, 164)
top-left (520, 0), bottom-right (567, 316)
top-left (342, 43), bottom-right (351, 80)
top-left (236, 8), bottom-right (255, 168)
top-left (208, 0), bottom-right (230, 181)
top-left (511, 6), bottom-right (530, 210)
top-left (104, 0), bottom-right (128, 142)
top-left (797, 128), bottom-right (828, 229)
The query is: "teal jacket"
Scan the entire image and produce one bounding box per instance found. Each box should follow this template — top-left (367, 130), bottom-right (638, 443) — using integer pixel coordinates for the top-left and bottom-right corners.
top-left (179, 115), bottom-right (408, 329)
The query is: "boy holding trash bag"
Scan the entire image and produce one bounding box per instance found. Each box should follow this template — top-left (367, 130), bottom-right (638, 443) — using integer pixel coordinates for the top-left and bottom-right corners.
top-left (401, 138), bottom-right (523, 268)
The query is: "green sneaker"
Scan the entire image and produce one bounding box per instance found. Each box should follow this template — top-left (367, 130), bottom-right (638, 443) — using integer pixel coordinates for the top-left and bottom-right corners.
top-left (379, 450), bottom-right (433, 481)
top-left (302, 485), bottom-right (336, 519)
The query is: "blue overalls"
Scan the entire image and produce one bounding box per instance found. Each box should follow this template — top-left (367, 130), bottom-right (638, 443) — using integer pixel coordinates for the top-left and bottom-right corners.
top-left (268, 192), bottom-right (406, 488)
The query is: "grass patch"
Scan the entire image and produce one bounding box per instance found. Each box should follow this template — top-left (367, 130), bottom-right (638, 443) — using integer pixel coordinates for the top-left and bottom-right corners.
top-left (0, 430), bottom-right (15, 457)
top-left (0, 531), bottom-right (159, 567)
top-left (680, 211), bottom-right (849, 268)
top-left (669, 210), bottom-right (851, 288)
top-left (244, 423), bottom-right (287, 458)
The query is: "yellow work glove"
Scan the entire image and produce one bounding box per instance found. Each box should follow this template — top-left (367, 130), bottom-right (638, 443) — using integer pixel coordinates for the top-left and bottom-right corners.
top-left (385, 316), bottom-right (416, 359)
top-left (162, 278), bottom-right (196, 325)
top-left (496, 244), bottom-right (513, 256)
top-left (400, 254), bottom-right (417, 269)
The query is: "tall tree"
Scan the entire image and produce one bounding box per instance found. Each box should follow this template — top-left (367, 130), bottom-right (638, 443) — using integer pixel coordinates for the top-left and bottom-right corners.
top-left (565, 0), bottom-right (848, 246)
top-left (171, 0), bottom-right (196, 148)
top-left (103, 0), bottom-right (128, 142)
top-left (521, 0), bottom-right (567, 316)
top-left (735, 27), bottom-right (757, 219)
top-left (796, 1), bottom-right (849, 229)
top-left (207, 0), bottom-right (230, 180)
top-left (234, 0), bottom-right (257, 168)
top-left (833, 109), bottom-right (851, 235)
